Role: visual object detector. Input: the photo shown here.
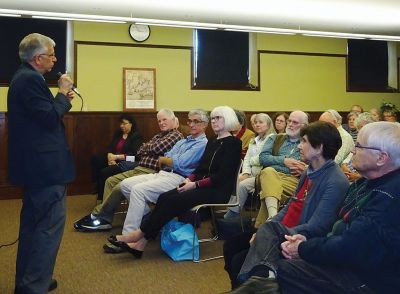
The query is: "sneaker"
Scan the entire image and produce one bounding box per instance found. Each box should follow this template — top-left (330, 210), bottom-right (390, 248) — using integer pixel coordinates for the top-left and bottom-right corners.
top-left (224, 209), bottom-right (239, 219)
top-left (77, 215), bottom-right (112, 231)
top-left (73, 214), bottom-right (92, 230)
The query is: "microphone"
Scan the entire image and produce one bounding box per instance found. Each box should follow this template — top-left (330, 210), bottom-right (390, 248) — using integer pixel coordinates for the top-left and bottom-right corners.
top-left (56, 72), bottom-right (81, 97)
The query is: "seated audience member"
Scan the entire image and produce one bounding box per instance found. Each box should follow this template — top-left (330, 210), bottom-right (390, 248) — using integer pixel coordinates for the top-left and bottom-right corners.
top-left (272, 112), bottom-right (288, 134)
top-left (255, 111), bottom-right (308, 227)
top-left (350, 104), bottom-right (363, 114)
top-left (91, 114), bottom-right (143, 200)
top-left (369, 108), bottom-right (381, 121)
top-left (343, 111), bottom-right (359, 142)
top-left (233, 110), bottom-right (255, 159)
top-left (343, 104), bottom-right (363, 131)
top-left (319, 109), bottom-right (354, 165)
top-left (74, 109), bottom-right (183, 231)
top-left (108, 106), bottom-right (242, 258)
top-left (381, 102), bottom-right (399, 122)
top-left (341, 112), bottom-right (375, 182)
top-left (231, 121), bottom-right (400, 294)
top-left (224, 113), bottom-right (276, 219)
top-left (102, 110), bottom-right (209, 253)
top-left (224, 121), bottom-right (349, 289)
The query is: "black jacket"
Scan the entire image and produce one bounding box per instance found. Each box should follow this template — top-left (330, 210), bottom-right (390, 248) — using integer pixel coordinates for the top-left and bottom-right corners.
top-left (7, 63), bottom-right (75, 188)
top-left (299, 169), bottom-right (400, 293)
top-left (108, 129), bottom-right (143, 156)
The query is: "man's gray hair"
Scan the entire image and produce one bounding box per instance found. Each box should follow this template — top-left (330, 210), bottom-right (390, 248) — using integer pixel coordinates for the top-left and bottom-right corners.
top-left (354, 112), bottom-right (374, 130)
top-left (360, 121), bottom-right (400, 167)
top-left (325, 109), bottom-right (342, 125)
top-left (157, 109), bottom-right (175, 119)
top-left (189, 109), bottom-right (209, 123)
top-left (210, 106), bottom-right (240, 132)
top-left (19, 33), bottom-right (55, 62)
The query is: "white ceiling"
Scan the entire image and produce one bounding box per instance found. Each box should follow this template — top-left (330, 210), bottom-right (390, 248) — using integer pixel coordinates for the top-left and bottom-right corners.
top-left (1, 0), bottom-right (400, 36)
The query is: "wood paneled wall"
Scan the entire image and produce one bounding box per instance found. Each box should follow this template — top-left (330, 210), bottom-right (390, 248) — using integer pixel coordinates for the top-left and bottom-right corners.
top-left (0, 110), bottom-right (333, 200)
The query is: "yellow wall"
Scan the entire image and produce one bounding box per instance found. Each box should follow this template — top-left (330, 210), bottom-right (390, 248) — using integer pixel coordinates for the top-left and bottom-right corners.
top-left (1, 21), bottom-right (399, 112)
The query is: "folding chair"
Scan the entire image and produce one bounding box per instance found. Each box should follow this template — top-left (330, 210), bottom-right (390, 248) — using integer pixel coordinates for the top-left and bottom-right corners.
top-left (191, 160), bottom-right (244, 262)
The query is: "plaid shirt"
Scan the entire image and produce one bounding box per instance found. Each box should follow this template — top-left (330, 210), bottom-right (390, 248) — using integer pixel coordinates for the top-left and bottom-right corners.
top-left (137, 129), bottom-right (183, 171)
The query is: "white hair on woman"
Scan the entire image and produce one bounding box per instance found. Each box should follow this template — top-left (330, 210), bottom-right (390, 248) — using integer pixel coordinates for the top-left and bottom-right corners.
top-left (210, 106), bottom-right (240, 132)
top-left (253, 113), bottom-right (276, 136)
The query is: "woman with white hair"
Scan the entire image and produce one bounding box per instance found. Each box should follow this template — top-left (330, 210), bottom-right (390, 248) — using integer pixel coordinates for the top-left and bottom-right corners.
top-left (108, 106), bottom-right (242, 258)
top-left (225, 113), bottom-right (276, 219)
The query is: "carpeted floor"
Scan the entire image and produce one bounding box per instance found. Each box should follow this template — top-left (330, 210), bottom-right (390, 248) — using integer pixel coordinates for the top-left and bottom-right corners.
top-left (0, 195), bottom-right (231, 293)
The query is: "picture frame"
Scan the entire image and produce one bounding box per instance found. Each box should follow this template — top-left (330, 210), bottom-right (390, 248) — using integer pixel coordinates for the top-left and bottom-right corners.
top-left (123, 68), bottom-right (156, 112)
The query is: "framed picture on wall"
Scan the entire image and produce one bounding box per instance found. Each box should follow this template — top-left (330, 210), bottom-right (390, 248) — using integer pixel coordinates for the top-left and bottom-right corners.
top-left (123, 68), bottom-right (156, 112)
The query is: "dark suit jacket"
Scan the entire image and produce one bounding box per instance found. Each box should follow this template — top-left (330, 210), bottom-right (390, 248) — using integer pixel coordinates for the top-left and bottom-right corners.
top-left (7, 63), bottom-right (75, 188)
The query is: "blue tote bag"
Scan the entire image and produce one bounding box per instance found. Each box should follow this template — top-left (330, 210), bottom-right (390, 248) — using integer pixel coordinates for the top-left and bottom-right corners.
top-left (161, 219), bottom-right (199, 261)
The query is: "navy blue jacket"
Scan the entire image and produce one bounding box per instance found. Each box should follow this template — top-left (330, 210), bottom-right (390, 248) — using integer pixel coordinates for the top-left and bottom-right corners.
top-left (7, 63), bottom-right (75, 188)
top-left (299, 169), bottom-right (400, 293)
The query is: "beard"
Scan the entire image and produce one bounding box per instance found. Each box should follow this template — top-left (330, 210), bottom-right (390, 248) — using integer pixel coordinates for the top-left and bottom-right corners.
top-left (286, 127), bottom-right (300, 139)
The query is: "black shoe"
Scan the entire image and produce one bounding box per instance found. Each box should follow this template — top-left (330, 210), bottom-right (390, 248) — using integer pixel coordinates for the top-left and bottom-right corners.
top-left (77, 215), bottom-right (112, 231)
top-left (229, 277), bottom-right (279, 294)
top-left (103, 242), bottom-right (127, 254)
top-left (48, 279), bottom-right (58, 292)
top-left (108, 235), bottom-right (126, 247)
top-left (119, 242), bottom-right (143, 259)
top-left (73, 214), bottom-right (92, 230)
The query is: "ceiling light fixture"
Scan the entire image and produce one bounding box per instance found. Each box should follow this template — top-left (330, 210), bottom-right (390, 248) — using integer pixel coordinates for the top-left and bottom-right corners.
top-left (32, 15), bottom-right (126, 24)
top-left (0, 8), bottom-right (399, 41)
top-left (0, 13), bottom-right (21, 17)
top-left (135, 22), bottom-right (217, 30)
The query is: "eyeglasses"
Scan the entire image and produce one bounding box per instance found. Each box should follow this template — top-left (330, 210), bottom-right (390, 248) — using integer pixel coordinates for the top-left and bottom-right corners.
top-left (187, 119), bottom-right (203, 125)
top-left (287, 119), bottom-right (303, 126)
top-left (211, 116), bottom-right (223, 121)
top-left (38, 53), bottom-right (56, 58)
top-left (354, 142), bottom-right (381, 152)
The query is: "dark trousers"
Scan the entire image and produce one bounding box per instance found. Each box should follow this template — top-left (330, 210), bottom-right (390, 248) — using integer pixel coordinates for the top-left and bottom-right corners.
top-left (223, 228), bottom-right (256, 289)
top-left (276, 259), bottom-right (373, 294)
top-left (238, 222), bottom-right (291, 281)
top-left (15, 185), bottom-right (66, 294)
top-left (141, 187), bottom-right (230, 239)
top-left (97, 165), bottom-right (122, 200)
top-left (91, 153), bottom-right (122, 200)
top-left (91, 153), bottom-right (108, 182)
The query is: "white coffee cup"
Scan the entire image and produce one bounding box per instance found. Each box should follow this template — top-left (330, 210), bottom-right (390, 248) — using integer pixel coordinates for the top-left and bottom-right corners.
top-left (126, 156), bottom-right (135, 162)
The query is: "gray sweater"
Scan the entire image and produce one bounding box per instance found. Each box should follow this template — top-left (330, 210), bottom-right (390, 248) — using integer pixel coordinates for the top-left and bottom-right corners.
top-left (273, 160), bottom-right (349, 238)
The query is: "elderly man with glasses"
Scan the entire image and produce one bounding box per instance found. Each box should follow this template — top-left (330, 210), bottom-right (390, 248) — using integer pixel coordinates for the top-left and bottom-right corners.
top-left (232, 121), bottom-right (400, 294)
top-left (255, 111), bottom-right (309, 227)
top-left (8, 33), bottom-right (75, 293)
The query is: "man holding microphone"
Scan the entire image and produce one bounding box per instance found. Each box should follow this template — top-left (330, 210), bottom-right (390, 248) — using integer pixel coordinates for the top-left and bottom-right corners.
top-left (8, 33), bottom-right (75, 293)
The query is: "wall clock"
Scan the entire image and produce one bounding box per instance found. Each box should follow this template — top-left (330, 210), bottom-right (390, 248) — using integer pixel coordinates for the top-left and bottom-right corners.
top-left (129, 24), bottom-right (151, 42)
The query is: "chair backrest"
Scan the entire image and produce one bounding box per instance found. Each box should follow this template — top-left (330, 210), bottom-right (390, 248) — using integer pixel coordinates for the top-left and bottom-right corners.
top-left (231, 159), bottom-right (243, 203)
